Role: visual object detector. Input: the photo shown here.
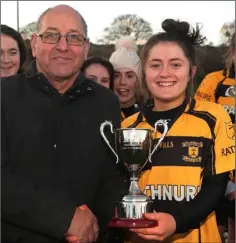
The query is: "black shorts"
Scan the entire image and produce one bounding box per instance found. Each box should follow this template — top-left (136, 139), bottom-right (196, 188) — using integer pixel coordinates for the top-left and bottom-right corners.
top-left (215, 197), bottom-right (235, 225)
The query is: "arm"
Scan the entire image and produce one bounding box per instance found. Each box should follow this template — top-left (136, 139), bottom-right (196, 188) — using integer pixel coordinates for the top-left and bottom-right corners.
top-left (2, 107), bottom-right (76, 240)
top-left (171, 172), bottom-right (229, 233)
top-left (132, 173), bottom-right (229, 241)
top-left (155, 105), bottom-right (235, 233)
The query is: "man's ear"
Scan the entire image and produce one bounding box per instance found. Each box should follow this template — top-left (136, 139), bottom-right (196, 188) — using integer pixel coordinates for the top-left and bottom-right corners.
top-left (84, 40), bottom-right (90, 59)
top-left (30, 34), bottom-right (37, 58)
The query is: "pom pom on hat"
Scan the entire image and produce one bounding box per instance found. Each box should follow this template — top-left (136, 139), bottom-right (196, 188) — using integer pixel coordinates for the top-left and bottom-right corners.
top-left (109, 36), bottom-right (141, 80)
top-left (115, 35), bottom-right (138, 52)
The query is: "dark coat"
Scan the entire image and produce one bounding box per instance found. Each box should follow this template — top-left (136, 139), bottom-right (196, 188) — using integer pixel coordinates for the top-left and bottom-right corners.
top-left (1, 62), bottom-right (126, 243)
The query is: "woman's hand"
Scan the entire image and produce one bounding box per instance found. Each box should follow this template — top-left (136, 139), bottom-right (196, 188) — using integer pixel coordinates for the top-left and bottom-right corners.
top-left (130, 212), bottom-right (176, 241)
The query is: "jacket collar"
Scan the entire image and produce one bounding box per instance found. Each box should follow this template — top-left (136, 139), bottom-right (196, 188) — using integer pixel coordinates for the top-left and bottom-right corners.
top-left (25, 60), bottom-right (97, 97)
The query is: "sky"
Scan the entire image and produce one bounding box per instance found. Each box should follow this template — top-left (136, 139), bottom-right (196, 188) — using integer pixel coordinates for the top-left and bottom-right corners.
top-left (1, 1), bottom-right (235, 45)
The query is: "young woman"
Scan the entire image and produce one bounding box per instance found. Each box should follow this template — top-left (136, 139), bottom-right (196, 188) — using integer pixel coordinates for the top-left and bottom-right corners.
top-left (195, 32), bottom-right (235, 243)
top-left (122, 19), bottom-right (235, 243)
top-left (1, 24), bottom-right (26, 77)
top-left (109, 38), bottom-right (143, 121)
top-left (81, 56), bottom-right (114, 90)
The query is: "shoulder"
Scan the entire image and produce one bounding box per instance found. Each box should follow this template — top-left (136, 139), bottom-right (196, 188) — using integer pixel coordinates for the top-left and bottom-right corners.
top-left (191, 99), bottom-right (230, 130)
top-left (194, 99), bottom-right (227, 117)
top-left (203, 70), bottom-right (225, 83)
top-left (85, 76), bottom-right (117, 101)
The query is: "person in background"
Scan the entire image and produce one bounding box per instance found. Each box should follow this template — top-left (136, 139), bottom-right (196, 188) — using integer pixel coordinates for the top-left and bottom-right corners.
top-left (109, 36), bottom-right (143, 121)
top-left (20, 30), bottom-right (28, 40)
top-left (2, 5), bottom-right (126, 243)
top-left (22, 39), bottom-right (35, 71)
top-left (122, 19), bottom-right (235, 243)
top-left (81, 56), bottom-right (114, 90)
top-left (195, 32), bottom-right (235, 243)
top-left (1, 24), bottom-right (26, 77)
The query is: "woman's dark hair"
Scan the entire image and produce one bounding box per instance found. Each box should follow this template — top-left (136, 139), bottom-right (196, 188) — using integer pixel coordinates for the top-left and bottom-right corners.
top-left (81, 56), bottom-right (115, 90)
top-left (1, 25), bottom-right (27, 73)
top-left (22, 39), bottom-right (34, 70)
top-left (140, 19), bottom-right (206, 102)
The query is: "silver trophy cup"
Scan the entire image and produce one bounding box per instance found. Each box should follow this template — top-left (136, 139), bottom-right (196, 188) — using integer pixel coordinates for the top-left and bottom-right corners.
top-left (100, 120), bottom-right (168, 228)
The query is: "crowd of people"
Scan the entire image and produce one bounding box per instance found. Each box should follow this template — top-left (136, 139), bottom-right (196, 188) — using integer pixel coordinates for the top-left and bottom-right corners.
top-left (1, 4), bottom-right (235, 243)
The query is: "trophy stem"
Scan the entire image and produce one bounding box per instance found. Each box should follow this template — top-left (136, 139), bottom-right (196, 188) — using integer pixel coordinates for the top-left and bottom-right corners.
top-left (127, 164), bottom-right (143, 195)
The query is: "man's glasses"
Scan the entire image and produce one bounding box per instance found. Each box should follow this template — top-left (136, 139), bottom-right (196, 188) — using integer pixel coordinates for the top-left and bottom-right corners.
top-left (36, 32), bottom-right (88, 46)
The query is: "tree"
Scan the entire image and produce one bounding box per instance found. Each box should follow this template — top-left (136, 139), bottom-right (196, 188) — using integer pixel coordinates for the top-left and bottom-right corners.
top-left (19, 22), bottom-right (37, 39)
top-left (220, 21), bottom-right (235, 45)
top-left (98, 14), bottom-right (153, 44)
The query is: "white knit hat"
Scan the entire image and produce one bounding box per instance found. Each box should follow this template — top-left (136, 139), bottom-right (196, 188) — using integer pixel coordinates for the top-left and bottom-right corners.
top-left (109, 48), bottom-right (141, 79)
top-left (109, 37), bottom-right (141, 80)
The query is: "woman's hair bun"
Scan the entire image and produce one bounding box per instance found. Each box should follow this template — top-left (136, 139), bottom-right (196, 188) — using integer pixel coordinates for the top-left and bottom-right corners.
top-left (162, 19), bottom-right (189, 36)
top-left (162, 18), bottom-right (206, 45)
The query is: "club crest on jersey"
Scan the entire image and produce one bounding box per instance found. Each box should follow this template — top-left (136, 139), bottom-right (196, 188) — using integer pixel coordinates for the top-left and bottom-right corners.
top-left (182, 141), bottom-right (203, 162)
top-left (225, 121), bottom-right (235, 140)
top-left (225, 86), bottom-right (236, 97)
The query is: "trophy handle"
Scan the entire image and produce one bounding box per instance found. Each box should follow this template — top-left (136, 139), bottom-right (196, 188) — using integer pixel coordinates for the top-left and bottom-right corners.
top-left (149, 119), bottom-right (169, 163)
top-left (100, 121), bottom-right (119, 163)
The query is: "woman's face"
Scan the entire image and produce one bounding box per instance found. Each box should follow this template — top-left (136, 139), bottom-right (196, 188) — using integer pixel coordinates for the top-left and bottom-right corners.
top-left (1, 35), bottom-right (20, 77)
top-left (114, 67), bottom-right (137, 107)
top-left (84, 63), bottom-right (110, 89)
top-left (145, 42), bottom-right (195, 108)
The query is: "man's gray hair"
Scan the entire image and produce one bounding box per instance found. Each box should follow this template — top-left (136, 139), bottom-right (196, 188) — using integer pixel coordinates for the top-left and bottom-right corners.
top-left (36, 6), bottom-right (88, 37)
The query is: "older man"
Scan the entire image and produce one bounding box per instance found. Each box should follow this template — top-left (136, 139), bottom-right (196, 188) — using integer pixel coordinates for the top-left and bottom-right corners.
top-left (2, 5), bottom-right (126, 243)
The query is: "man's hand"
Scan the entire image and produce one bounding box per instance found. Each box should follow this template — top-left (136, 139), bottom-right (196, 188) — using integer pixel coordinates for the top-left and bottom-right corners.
top-left (130, 212), bottom-right (176, 242)
top-left (65, 205), bottom-right (99, 243)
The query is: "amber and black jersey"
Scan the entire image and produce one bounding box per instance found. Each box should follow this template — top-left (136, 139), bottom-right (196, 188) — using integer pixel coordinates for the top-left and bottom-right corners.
top-left (195, 66), bottom-right (235, 124)
top-left (122, 99), bottom-right (235, 243)
top-left (121, 103), bottom-right (139, 121)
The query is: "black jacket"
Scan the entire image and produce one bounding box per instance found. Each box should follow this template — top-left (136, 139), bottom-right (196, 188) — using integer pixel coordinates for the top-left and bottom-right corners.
top-left (1, 62), bottom-right (126, 243)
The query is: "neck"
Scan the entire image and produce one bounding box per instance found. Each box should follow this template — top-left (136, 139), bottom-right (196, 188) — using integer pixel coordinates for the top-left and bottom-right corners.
top-left (120, 97), bottom-right (136, 108)
top-left (36, 62), bottom-right (79, 94)
top-left (153, 95), bottom-right (186, 112)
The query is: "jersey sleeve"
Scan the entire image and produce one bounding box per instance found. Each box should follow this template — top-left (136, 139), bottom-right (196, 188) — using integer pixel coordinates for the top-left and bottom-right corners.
top-left (195, 73), bottom-right (219, 102)
top-left (214, 105), bottom-right (235, 174)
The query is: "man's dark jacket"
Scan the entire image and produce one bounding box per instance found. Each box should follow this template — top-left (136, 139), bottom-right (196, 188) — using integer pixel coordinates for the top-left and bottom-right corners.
top-left (1, 62), bottom-right (126, 243)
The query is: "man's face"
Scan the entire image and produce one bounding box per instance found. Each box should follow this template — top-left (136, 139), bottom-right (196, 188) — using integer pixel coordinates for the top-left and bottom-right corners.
top-left (31, 7), bottom-right (89, 81)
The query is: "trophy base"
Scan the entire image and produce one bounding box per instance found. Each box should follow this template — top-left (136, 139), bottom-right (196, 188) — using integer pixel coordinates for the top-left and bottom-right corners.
top-left (108, 218), bottom-right (157, 228)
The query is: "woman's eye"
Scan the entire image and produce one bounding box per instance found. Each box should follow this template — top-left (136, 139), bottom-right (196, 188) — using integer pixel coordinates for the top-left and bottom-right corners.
top-left (172, 63), bottom-right (181, 68)
top-left (9, 50), bottom-right (18, 56)
top-left (150, 64), bottom-right (161, 68)
top-left (127, 75), bottom-right (135, 79)
top-left (101, 79), bottom-right (109, 83)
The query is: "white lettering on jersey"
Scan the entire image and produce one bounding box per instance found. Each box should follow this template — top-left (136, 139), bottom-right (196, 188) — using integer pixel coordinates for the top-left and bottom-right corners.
top-left (144, 184), bottom-right (201, 201)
